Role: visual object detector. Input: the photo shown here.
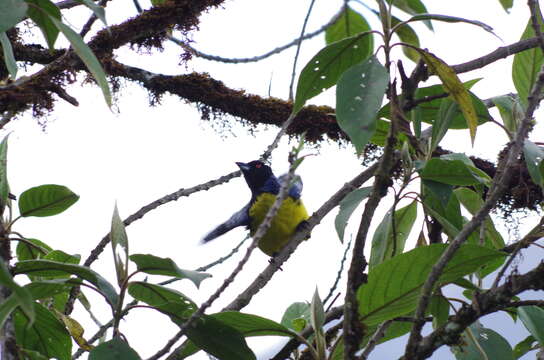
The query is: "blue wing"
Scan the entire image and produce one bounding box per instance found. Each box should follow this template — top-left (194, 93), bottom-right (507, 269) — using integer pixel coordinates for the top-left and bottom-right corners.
top-left (278, 173), bottom-right (303, 200)
top-left (202, 203), bottom-right (251, 243)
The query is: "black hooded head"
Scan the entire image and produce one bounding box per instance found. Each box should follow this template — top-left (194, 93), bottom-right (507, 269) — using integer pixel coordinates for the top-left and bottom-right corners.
top-left (236, 160), bottom-right (279, 195)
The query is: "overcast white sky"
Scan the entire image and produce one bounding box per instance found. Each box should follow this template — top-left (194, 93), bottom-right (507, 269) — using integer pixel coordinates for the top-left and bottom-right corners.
top-left (5, 0), bottom-right (544, 359)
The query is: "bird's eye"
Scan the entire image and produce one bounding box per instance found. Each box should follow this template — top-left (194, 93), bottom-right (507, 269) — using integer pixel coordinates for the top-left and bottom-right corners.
top-left (255, 163), bottom-right (262, 168)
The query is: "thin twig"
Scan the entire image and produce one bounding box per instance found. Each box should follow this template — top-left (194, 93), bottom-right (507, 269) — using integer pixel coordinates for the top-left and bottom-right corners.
top-left (288, 0), bottom-right (318, 101)
top-left (173, 10), bottom-right (342, 64)
top-left (323, 237), bottom-right (352, 306)
top-left (360, 320), bottom-right (393, 359)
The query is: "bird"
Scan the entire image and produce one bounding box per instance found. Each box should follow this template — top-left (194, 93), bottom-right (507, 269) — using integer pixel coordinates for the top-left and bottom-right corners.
top-left (202, 160), bottom-right (309, 256)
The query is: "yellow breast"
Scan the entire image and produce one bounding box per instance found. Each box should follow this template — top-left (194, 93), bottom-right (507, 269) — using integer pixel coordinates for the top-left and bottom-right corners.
top-left (248, 193), bottom-right (309, 256)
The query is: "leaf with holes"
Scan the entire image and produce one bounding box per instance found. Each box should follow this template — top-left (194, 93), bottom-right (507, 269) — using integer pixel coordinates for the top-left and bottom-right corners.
top-left (336, 56), bottom-right (389, 154)
top-left (325, 6), bottom-right (373, 53)
top-left (19, 184), bottom-right (79, 217)
top-left (293, 32), bottom-right (373, 113)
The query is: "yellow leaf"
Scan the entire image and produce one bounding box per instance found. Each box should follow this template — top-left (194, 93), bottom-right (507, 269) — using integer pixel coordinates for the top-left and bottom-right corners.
top-left (56, 310), bottom-right (94, 351)
top-left (419, 49), bottom-right (478, 144)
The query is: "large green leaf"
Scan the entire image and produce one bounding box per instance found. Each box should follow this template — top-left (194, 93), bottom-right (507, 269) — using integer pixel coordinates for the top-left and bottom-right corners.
top-left (0, 0), bottom-right (28, 32)
top-left (293, 32), bottom-right (373, 113)
top-left (357, 244), bottom-right (506, 326)
top-left (335, 187), bottom-right (372, 242)
top-left (518, 306), bottom-right (544, 346)
top-left (178, 311), bottom-right (293, 359)
top-left (26, 0), bottom-right (60, 50)
top-left (452, 322), bottom-right (514, 360)
top-left (336, 56), bottom-right (389, 154)
top-left (19, 184), bottom-right (79, 217)
top-left (48, 16), bottom-right (112, 107)
top-left (513, 335), bottom-right (536, 359)
top-left (523, 140), bottom-right (544, 189)
top-left (420, 158), bottom-right (485, 186)
top-left (325, 7), bottom-right (373, 54)
top-left (369, 201), bottom-right (417, 269)
top-left (129, 254), bottom-right (211, 288)
top-left (111, 204), bottom-right (129, 286)
top-left (14, 303), bottom-right (71, 360)
top-left (14, 260), bottom-right (118, 307)
top-left (89, 338), bottom-right (141, 360)
top-left (186, 316), bottom-right (256, 360)
top-left (0, 295), bottom-right (19, 330)
top-left (513, 12), bottom-right (544, 107)
top-left (127, 281), bottom-right (197, 322)
top-left (16, 238), bottom-right (52, 261)
top-left (0, 32), bottom-right (17, 79)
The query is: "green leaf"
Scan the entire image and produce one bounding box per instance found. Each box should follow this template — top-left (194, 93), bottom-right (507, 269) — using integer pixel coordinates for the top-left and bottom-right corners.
top-left (357, 244), bottom-right (506, 326)
top-left (0, 295), bottom-right (19, 329)
top-left (293, 32), bottom-right (373, 113)
top-left (129, 254), bottom-right (211, 288)
top-left (310, 288), bottom-right (325, 331)
top-left (518, 306), bottom-right (544, 346)
top-left (492, 95), bottom-right (524, 136)
top-left (499, 0), bottom-right (513, 12)
top-left (0, 0), bottom-right (28, 32)
top-left (417, 49), bottom-right (479, 143)
top-left (369, 201), bottom-right (417, 269)
top-left (178, 312), bottom-right (293, 359)
top-left (89, 338), bottom-right (141, 360)
top-left (335, 187), bottom-right (372, 242)
top-left (523, 140), bottom-right (544, 189)
top-left (26, 0), bottom-right (60, 50)
top-left (0, 134), bottom-right (10, 207)
top-left (393, 16), bottom-right (420, 62)
top-left (14, 260), bottom-right (118, 308)
top-left (111, 204), bottom-right (129, 286)
top-left (14, 303), bottom-right (71, 360)
top-left (454, 187), bottom-right (505, 249)
top-left (0, 258), bottom-right (34, 324)
top-left (16, 238), bottom-right (52, 261)
top-left (281, 302), bottom-right (310, 332)
top-left (420, 158), bottom-right (485, 186)
top-left (24, 279), bottom-right (75, 300)
top-left (513, 12), bottom-right (544, 107)
top-left (387, 0), bottom-right (432, 30)
top-left (127, 282), bottom-right (197, 322)
top-left (325, 7), bottom-right (373, 54)
top-left (19, 184), bottom-right (79, 217)
top-left (76, 0), bottom-right (107, 26)
top-left (0, 32), bottom-right (17, 78)
top-left (430, 98), bottom-right (458, 153)
top-left (186, 316), bottom-right (256, 360)
top-left (429, 295), bottom-right (449, 328)
top-left (409, 79), bottom-right (483, 129)
top-left (400, 14), bottom-right (495, 36)
top-left (513, 335), bottom-right (536, 359)
top-left (336, 56), bottom-right (389, 154)
top-left (48, 16), bottom-right (112, 107)
top-left (452, 322), bottom-right (514, 360)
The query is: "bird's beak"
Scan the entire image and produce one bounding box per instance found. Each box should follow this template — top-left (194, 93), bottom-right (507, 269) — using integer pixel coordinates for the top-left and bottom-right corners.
top-left (236, 162), bottom-right (250, 172)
